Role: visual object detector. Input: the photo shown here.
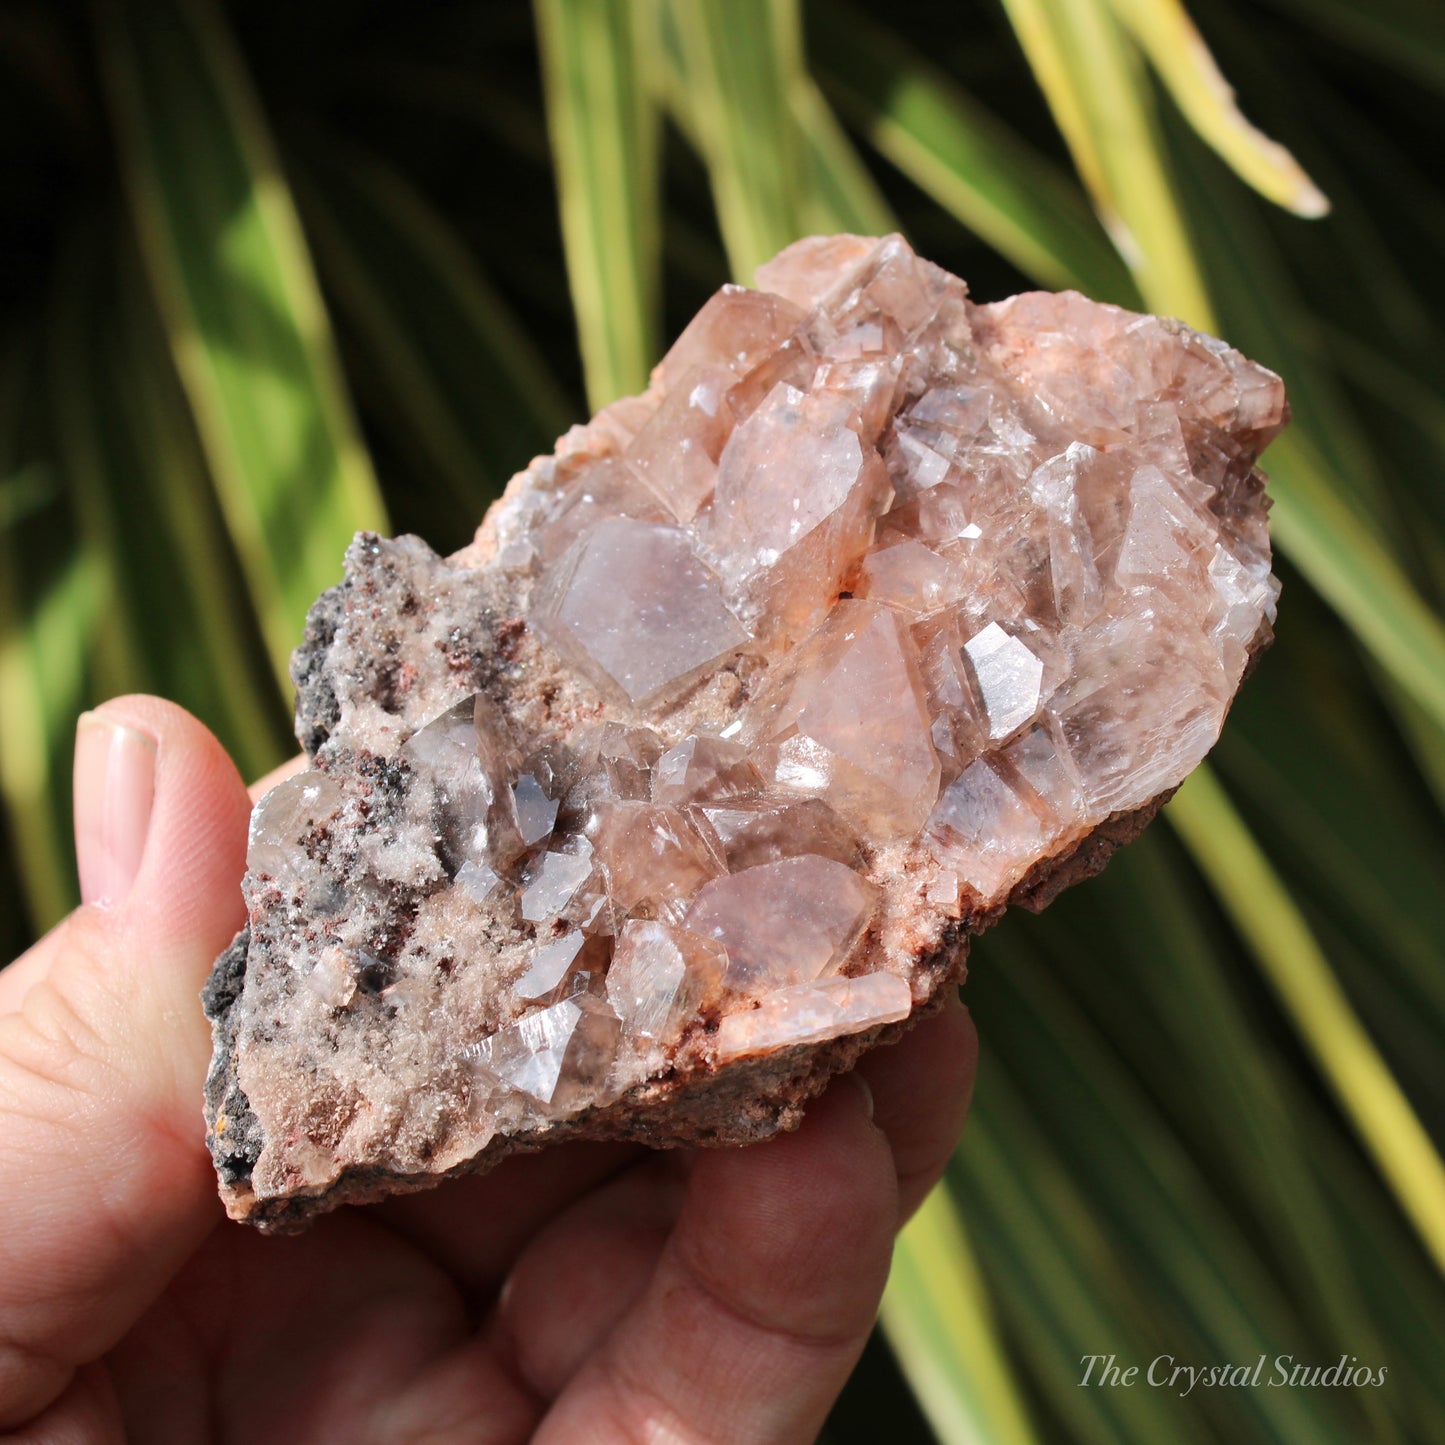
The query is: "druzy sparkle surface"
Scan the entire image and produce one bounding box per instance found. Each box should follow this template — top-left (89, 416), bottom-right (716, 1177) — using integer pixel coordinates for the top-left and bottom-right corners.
top-left (206, 234), bottom-right (1283, 1226)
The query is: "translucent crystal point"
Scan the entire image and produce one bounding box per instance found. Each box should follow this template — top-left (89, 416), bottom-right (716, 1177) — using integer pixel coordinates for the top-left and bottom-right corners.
top-left (247, 770), bottom-right (343, 878)
top-left (593, 804), bottom-right (721, 915)
top-left (717, 973), bottom-right (912, 1060)
top-left (759, 601), bottom-right (939, 838)
top-left (517, 932), bottom-right (586, 1003)
top-left (923, 758), bottom-right (1046, 900)
top-left (403, 695), bottom-right (524, 869)
top-left (706, 383), bottom-right (892, 638)
top-left (537, 518), bottom-right (748, 705)
top-left (651, 734), bottom-right (766, 808)
top-left (520, 841), bottom-right (595, 924)
top-left (469, 993), bottom-right (621, 1114)
top-left (964, 623), bottom-right (1045, 741)
top-left (469, 998), bottom-right (584, 1104)
top-left (606, 920), bottom-right (727, 1042)
top-left (512, 773), bottom-right (559, 847)
top-left (684, 854), bottom-right (879, 989)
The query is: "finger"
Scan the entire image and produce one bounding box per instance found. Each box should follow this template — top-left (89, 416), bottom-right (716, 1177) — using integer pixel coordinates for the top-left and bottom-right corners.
top-left (0, 697), bottom-right (251, 1430)
top-left (537, 1074), bottom-right (897, 1444)
top-left (858, 992), bottom-right (977, 1220)
top-left (495, 1154), bottom-right (685, 1397)
top-left (0, 716), bottom-right (164, 1015)
top-left (113, 1210), bottom-right (539, 1445)
top-left (248, 753), bottom-right (306, 805)
top-left (5, 1362), bottom-right (123, 1445)
top-left (377, 1140), bottom-right (645, 1298)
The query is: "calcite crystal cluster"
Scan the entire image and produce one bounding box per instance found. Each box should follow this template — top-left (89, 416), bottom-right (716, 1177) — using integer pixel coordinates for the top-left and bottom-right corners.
top-left (204, 234), bottom-right (1285, 1229)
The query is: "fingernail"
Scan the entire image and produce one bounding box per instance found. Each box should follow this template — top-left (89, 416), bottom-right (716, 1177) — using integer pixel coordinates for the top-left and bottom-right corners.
top-left (74, 711), bottom-right (157, 908)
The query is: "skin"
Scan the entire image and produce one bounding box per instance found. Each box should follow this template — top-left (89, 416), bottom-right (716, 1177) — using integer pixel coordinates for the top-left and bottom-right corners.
top-left (0, 697), bottom-right (977, 1443)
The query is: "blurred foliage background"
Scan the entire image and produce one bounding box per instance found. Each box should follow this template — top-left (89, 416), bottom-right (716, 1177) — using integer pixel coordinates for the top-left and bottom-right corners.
top-left (2, 0), bottom-right (1444, 1440)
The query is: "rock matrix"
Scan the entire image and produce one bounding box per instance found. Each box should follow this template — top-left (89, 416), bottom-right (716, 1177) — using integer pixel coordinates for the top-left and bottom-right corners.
top-left (204, 234), bottom-right (1284, 1229)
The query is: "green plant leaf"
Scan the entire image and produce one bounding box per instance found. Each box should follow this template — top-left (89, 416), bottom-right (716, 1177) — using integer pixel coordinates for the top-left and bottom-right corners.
top-left (663, 0), bottom-right (807, 280)
top-left (535, 0), bottom-right (661, 407)
top-left (0, 343), bottom-right (90, 932)
top-left (44, 216), bottom-right (287, 782)
top-left (1266, 438), bottom-right (1445, 735)
top-left (1003, 0), bottom-right (1214, 326)
top-left (1052, 834), bottom-right (1418, 1433)
top-left (956, 1074), bottom-right (1219, 1445)
top-left (111, 248), bottom-right (289, 780)
top-left (1256, 0), bottom-right (1445, 97)
top-left (292, 135), bottom-right (573, 520)
top-left (812, 0), bottom-right (1137, 301)
top-left (969, 902), bottom-right (1425, 1440)
top-left (0, 465), bottom-right (57, 533)
top-left (791, 70), bottom-right (897, 238)
top-left (1106, 0), bottom-right (1328, 216)
top-left (45, 225), bottom-right (153, 703)
top-left (1001, 934), bottom-right (1367, 1438)
top-left (883, 1181), bottom-right (1041, 1445)
top-left (97, 0), bottom-right (387, 689)
top-left (0, 546), bottom-right (93, 933)
top-left (1168, 766), bottom-right (1445, 1277)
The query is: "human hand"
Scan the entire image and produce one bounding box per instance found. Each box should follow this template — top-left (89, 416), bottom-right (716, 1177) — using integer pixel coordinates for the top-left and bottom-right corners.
top-left (0, 697), bottom-right (977, 1443)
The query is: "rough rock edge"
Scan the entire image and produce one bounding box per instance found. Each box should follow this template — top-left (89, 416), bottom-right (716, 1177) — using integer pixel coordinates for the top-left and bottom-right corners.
top-left (290, 580), bottom-right (344, 759)
top-left (202, 779), bottom-right (1176, 1233)
top-left (201, 928), bottom-right (267, 1192)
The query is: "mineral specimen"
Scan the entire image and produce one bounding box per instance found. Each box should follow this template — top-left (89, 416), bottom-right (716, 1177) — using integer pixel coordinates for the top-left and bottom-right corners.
top-left (204, 233), bottom-right (1285, 1230)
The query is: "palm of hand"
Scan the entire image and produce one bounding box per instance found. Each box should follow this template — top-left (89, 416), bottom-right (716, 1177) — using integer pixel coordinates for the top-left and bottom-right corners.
top-left (0, 698), bottom-right (975, 1443)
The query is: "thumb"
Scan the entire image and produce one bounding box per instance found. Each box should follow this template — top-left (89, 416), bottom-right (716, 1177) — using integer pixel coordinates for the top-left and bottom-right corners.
top-left (0, 696), bottom-right (252, 1429)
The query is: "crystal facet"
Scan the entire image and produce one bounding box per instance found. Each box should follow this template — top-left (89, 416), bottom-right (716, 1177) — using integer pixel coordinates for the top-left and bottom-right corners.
top-left (707, 383), bottom-right (893, 638)
top-left (684, 855), bottom-right (879, 990)
top-left (759, 600), bottom-right (940, 838)
top-left (964, 622), bottom-right (1045, 741)
top-left (537, 517), bottom-right (748, 704)
top-left (717, 973), bottom-right (913, 1060)
top-left (517, 932), bottom-right (587, 1003)
top-left (606, 920), bottom-right (727, 1042)
top-left (520, 843), bottom-right (594, 923)
top-left (246, 771), bottom-right (344, 879)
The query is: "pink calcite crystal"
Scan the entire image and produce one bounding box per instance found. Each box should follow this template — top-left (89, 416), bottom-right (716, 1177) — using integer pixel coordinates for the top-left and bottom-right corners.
top-left (204, 234), bottom-right (1284, 1229)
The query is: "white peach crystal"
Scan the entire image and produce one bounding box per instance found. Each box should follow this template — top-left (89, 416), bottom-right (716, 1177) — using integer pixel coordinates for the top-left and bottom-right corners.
top-left (211, 233), bottom-right (1283, 1225)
